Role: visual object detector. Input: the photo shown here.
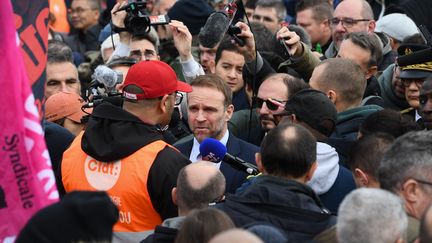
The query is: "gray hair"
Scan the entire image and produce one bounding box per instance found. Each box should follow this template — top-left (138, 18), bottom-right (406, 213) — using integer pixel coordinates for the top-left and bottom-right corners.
top-left (47, 40), bottom-right (74, 64)
top-left (378, 131), bottom-right (432, 193)
top-left (256, 0), bottom-right (287, 22)
top-left (337, 188), bottom-right (408, 243)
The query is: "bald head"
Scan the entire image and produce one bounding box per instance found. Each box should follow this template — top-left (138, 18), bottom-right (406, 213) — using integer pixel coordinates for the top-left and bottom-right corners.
top-left (185, 161), bottom-right (220, 189)
top-left (332, 0), bottom-right (375, 48)
top-left (209, 229), bottom-right (264, 243)
top-left (176, 161), bottom-right (226, 214)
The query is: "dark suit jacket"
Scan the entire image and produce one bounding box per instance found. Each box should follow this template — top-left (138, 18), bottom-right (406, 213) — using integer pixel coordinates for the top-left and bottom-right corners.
top-left (174, 134), bottom-right (259, 194)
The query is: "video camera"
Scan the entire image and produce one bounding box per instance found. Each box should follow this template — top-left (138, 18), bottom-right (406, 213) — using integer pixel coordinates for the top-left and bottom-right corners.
top-left (117, 0), bottom-right (170, 36)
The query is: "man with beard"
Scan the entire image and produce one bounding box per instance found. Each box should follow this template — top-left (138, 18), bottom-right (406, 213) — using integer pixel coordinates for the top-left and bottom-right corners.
top-left (419, 76), bottom-right (432, 130)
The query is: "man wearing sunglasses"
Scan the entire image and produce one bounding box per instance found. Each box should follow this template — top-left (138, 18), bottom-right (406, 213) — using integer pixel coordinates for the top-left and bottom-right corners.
top-left (60, 61), bottom-right (192, 242)
top-left (228, 73), bottom-right (308, 146)
top-left (398, 45), bottom-right (432, 123)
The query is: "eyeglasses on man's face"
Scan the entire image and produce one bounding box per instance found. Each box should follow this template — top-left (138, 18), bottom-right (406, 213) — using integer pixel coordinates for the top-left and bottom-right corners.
top-left (329, 18), bottom-right (370, 28)
top-left (401, 78), bottom-right (424, 88)
top-left (129, 49), bottom-right (156, 61)
top-left (159, 92), bottom-right (183, 106)
top-left (173, 92), bottom-right (183, 106)
top-left (68, 7), bottom-right (94, 15)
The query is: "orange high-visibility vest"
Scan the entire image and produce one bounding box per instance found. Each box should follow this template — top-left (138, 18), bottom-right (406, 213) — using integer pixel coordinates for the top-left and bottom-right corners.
top-left (62, 132), bottom-right (166, 233)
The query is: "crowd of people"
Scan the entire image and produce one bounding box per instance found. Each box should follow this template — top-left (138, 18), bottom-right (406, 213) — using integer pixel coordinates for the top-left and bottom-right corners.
top-left (15, 0), bottom-right (432, 242)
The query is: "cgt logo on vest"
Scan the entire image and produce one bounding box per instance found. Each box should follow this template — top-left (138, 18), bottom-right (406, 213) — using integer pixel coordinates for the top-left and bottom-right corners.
top-left (84, 156), bottom-right (121, 190)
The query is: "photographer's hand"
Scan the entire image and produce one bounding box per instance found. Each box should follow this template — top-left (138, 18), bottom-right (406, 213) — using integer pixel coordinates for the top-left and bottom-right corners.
top-left (234, 22), bottom-right (256, 62)
top-left (169, 20), bottom-right (193, 62)
top-left (276, 26), bottom-right (303, 58)
top-left (111, 1), bottom-right (130, 44)
top-left (111, 1), bottom-right (128, 28)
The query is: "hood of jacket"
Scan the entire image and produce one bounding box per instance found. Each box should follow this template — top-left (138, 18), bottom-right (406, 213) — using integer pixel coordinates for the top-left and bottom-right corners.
top-left (378, 64), bottom-right (410, 110)
top-left (81, 102), bottom-right (164, 162)
top-left (335, 105), bottom-right (383, 138)
top-left (307, 142), bottom-right (339, 195)
top-left (375, 32), bottom-right (392, 56)
top-left (324, 41), bottom-right (337, 59)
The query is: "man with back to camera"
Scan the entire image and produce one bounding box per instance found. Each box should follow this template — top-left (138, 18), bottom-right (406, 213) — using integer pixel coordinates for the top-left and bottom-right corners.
top-left (142, 161), bottom-right (226, 242)
top-left (60, 60), bottom-right (192, 242)
top-left (217, 123), bottom-right (336, 241)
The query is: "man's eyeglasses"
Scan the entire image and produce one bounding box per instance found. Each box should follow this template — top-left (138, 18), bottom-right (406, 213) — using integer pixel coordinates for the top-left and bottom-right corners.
top-left (401, 78), bottom-right (424, 88)
top-left (413, 178), bottom-right (432, 187)
top-left (160, 92), bottom-right (183, 105)
top-left (174, 92), bottom-right (183, 106)
top-left (68, 7), bottom-right (94, 15)
top-left (329, 18), bottom-right (370, 28)
top-left (129, 49), bottom-right (156, 61)
top-left (253, 97), bottom-right (287, 111)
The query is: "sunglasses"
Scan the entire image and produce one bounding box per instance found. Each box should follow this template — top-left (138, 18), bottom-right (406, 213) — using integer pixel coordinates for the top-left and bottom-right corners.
top-left (253, 97), bottom-right (287, 111)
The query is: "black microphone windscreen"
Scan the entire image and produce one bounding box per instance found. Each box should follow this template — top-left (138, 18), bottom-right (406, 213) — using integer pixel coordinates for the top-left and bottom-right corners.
top-left (198, 12), bottom-right (230, 49)
top-left (397, 48), bottom-right (432, 67)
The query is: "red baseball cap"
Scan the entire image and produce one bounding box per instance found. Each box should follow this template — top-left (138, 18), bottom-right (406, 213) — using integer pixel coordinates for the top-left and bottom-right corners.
top-left (122, 60), bottom-right (192, 100)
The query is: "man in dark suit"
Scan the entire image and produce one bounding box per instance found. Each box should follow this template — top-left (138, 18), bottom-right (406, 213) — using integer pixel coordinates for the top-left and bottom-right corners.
top-left (175, 74), bottom-right (259, 194)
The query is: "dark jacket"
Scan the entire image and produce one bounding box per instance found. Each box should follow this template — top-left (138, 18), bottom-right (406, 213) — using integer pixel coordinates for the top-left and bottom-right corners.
top-left (141, 216), bottom-right (185, 243)
top-left (59, 102), bottom-right (190, 220)
top-left (228, 109), bottom-right (265, 147)
top-left (174, 134), bottom-right (259, 194)
top-left (328, 105), bottom-right (382, 166)
top-left (44, 120), bottom-right (75, 197)
top-left (217, 175), bottom-right (336, 241)
top-left (333, 105), bottom-right (382, 141)
top-left (233, 87), bottom-right (250, 111)
top-left (363, 76), bottom-right (384, 107)
top-left (64, 24), bottom-right (103, 58)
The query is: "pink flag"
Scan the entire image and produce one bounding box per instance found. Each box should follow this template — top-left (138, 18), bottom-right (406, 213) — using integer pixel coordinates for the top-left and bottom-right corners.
top-left (0, 0), bottom-right (59, 241)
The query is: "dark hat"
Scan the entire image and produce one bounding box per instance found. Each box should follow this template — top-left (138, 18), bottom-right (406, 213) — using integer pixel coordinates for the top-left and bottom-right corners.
top-left (122, 60), bottom-right (192, 100)
top-left (284, 89), bottom-right (337, 137)
top-left (15, 191), bottom-right (118, 243)
top-left (397, 44), bottom-right (432, 79)
top-left (167, 0), bottom-right (214, 36)
top-left (397, 43), bottom-right (429, 57)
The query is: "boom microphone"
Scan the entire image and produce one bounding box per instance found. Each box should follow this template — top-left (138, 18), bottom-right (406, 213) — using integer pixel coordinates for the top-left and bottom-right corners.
top-left (92, 65), bottom-right (123, 93)
top-left (199, 138), bottom-right (259, 175)
top-left (397, 48), bottom-right (432, 67)
top-left (198, 12), bottom-right (230, 48)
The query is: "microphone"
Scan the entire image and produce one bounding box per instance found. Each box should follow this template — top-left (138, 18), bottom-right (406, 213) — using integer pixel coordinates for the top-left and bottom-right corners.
top-left (92, 65), bottom-right (123, 93)
top-left (82, 95), bottom-right (123, 108)
top-left (198, 0), bottom-right (245, 48)
top-left (199, 138), bottom-right (259, 175)
top-left (198, 11), bottom-right (230, 48)
top-left (397, 48), bottom-right (432, 67)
